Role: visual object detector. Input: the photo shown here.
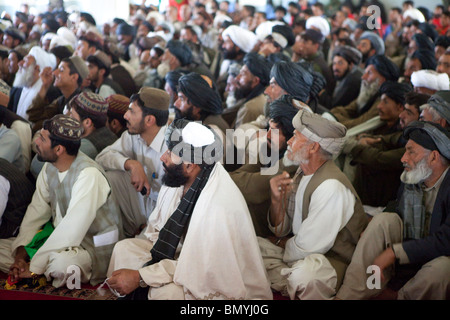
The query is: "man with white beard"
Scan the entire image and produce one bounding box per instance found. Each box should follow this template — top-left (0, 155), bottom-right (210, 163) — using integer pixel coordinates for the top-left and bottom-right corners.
top-left (336, 121), bottom-right (450, 300)
top-left (7, 46), bottom-right (59, 121)
top-left (323, 54), bottom-right (400, 129)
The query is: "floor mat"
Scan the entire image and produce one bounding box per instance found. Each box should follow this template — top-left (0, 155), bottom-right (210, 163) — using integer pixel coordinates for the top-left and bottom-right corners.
top-left (0, 272), bottom-right (117, 300)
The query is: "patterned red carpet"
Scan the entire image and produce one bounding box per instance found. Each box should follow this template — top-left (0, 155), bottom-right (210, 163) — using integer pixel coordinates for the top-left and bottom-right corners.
top-left (0, 272), bottom-right (117, 300)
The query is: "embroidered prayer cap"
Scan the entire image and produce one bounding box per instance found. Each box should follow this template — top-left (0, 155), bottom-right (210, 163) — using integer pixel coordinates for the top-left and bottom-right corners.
top-left (165, 119), bottom-right (223, 165)
top-left (177, 72), bottom-right (223, 115)
top-left (137, 87), bottom-right (170, 111)
top-left (360, 31), bottom-right (385, 55)
top-left (292, 109), bottom-right (347, 155)
top-left (427, 90), bottom-right (450, 124)
top-left (67, 55), bottom-right (89, 80)
top-left (403, 121), bottom-right (450, 160)
top-left (43, 114), bottom-right (84, 141)
top-left (166, 40), bottom-right (192, 67)
top-left (70, 91), bottom-right (109, 117)
top-left (332, 45), bottom-right (362, 65)
top-left (411, 70), bottom-right (450, 92)
top-left (243, 52), bottom-right (273, 86)
top-left (106, 94), bottom-right (130, 115)
top-left (222, 25), bottom-right (258, 53)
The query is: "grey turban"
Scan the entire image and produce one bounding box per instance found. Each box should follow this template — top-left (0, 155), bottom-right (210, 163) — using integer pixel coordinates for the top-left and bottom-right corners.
top-left (292, 109), bottom-right (347, 155)
top-left (403, 121), bottom-right (450, 160)
top-left (166, 40), bottom-right (193, 67)
top-left (427, 90), bottom-right (450, 124)
top-left (360, 31), bottom-right (385, 55)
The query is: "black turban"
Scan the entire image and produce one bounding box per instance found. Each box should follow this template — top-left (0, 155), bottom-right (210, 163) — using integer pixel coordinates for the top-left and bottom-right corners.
top-left (178, 72), bottom-right (223, 115)
top-left (270, 60), bottom-right (313, 102)
top-left (418, 22), bottom-right (438, 42)
top-left (43, 18), bottom-right (60, 32)
top-left (412, 33), bottom-right (435, 52)
top-left (366, 55), bottom-right (400, 82)
top-left (166, 40), bottom-right (193, 67)
top-left (80, 12), bottom-right (96, 26)
top-left (269, 96), bottom-right (299, 141)
top-left (272, 24), bottom-right (295, 47)
top-left (116, 23), bottom-right (135, 37)
top-left (379, 81), bottom-right (413, 105)
top-left (243, 52), bottom-right (272, 86)
top-left (435, 35), bottom-right (450, 49)
top-left (412, 49), bottom-right (437, 70)
top-left (165, 70), bottom-right (186, 93)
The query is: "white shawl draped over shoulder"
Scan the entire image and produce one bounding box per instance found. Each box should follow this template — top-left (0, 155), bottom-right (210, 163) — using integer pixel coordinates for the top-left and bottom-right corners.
top-left (142, 163), bottom-right (272, 300)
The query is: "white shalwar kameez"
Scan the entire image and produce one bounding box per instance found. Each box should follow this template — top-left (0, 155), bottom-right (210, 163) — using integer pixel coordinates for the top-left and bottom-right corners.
top-left (107, 163), bottom-right (273, 300)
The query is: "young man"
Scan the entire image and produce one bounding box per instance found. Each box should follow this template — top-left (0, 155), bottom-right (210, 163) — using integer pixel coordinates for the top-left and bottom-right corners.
top-left (0, 115), bottom-right (122, 287)
top-left (26, 56), bottom-right (89, 134)
top-left (95, 87), bottom-right (170, 238)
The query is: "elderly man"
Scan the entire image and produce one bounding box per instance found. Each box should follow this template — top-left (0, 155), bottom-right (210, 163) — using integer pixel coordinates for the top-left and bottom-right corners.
top-left (336, 121), bottom-right (450, 300)
top-left (319, 45), bottom-right (363, 110)
top-left (95, 88), bottom-right (170, 238)
top-left (233, 52), bottom-right (272, 129)
top-left (105, 119), bottom-right (272, 300)
top-left (411, 70), bottom-right (450, 96)
top-left (258, 110), bottom-right (368, 300)
top-left (420, 90), bottom-right (450, 130)
top-left (326, 54), bottom-right (400, 129)
top-left (0, 115), bottom-right (123, 288)
top-left (7, 46), bottom-right (59, 120)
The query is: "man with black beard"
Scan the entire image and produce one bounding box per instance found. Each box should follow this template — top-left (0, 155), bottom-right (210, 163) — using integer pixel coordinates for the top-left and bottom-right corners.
top-left (229, 98), bottom-right (299, 237)
top-left (173, 72), bottom-right (229, 136)
top-left (96, 87), bottom-right (170, 237)
top-left (319, 45), bottom-right (363, 110)
top-left (233, 52), bottom-right (272, 129)
top-left (336, 121), bottom-right (450, 300)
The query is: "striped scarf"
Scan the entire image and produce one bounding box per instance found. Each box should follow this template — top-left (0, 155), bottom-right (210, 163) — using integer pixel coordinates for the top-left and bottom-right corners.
top-left (145, 164), bottom-right (214, 266)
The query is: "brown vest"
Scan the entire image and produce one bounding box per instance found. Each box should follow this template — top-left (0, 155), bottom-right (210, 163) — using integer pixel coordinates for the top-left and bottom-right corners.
top-left (301, 160), bottom-right (368, 288)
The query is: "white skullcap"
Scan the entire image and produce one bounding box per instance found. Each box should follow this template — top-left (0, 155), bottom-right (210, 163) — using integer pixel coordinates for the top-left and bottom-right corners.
top-left (403, 8), bottom-right (425, 23)
top-left (182, 122), bottom-right (215, 148)
top-left (411, 70), bottom-right (450, 91)
top-left (147, 11), bottom-right (164, 25)
top-left (306, 16), bottom-right (330, 37)
top-left (222, 25), bottom-right (257, 53)
top-left (28, 46), bottom-right (57, 70)
top-left (213, 12), bottom-right (232, 29)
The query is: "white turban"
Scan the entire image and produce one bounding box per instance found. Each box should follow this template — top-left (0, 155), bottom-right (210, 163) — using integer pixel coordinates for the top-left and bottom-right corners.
top-left (28, 46), bottom-right (57, 71)
top-left (57, 27), bottom-right (77, 50)
top-left (403, 8), bottom-right (425, 23)
top-left (222, 25), bottom-right (257, 53)
top-left (411, 70), bottom-right (450, 91)
top-left (306, 16), bottom-right (330, 37)
top-left (255, 20), bottom-right (284, 41)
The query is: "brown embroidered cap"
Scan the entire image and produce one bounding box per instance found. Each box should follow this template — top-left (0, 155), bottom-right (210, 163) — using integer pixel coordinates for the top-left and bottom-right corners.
top-left (43, 114), bottom-right (84, 141)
